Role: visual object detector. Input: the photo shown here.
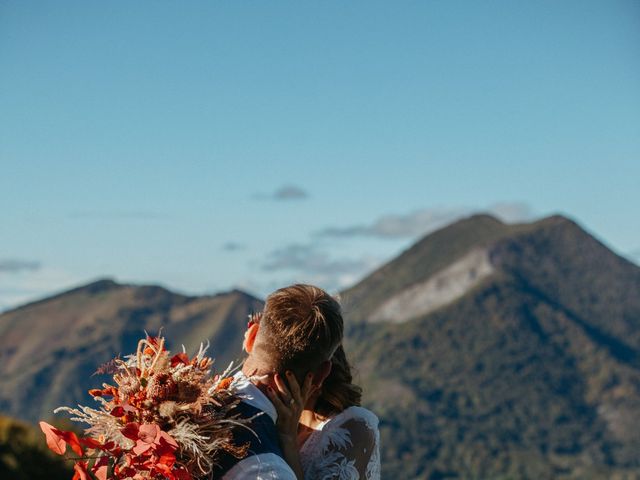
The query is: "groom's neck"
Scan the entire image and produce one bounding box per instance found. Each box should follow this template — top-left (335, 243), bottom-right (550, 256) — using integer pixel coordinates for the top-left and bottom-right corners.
top-left (241, 355), bottom-right (277, 401)
top-left (242, 355), bottom-right (273, 379)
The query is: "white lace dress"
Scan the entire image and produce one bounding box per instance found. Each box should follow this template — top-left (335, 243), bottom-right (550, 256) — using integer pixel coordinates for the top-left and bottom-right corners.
top-left (298, 406), bottom-right (381, 480)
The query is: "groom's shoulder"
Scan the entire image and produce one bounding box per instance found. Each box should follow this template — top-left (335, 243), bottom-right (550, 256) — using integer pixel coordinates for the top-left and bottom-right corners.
top-left (214, 401), bottom-right (296, 480)
top-left (231, 401), bottom-right (283, 456)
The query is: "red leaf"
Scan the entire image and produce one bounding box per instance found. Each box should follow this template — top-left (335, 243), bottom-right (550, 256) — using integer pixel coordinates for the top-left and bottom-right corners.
top-left (157, 451), bottom-right (176, 469)
top-left (80, 437), bottom-right (103, 449)
top-left (72, 461), bottom-right (90, 480)
top-left (94, 464), bottom-right (108, 480)
top-left (121, 402), bottom-right (137, 413)
top-left (59, 430), bottom-right (84, 457)
top-left (138, 423), bottom-right (159, 444)
top-left (39, 421), bottom-right (66, 455)
top-left (110, 406), bottom-right (125, 417)
top-left (104, 443), bottom-right (121, 456)
top-left (92, 456), bottom-right (109, 480)
top-left (170, 352), bottom-right (190, 367)
top-left (174, 466), bottom-right (192, 480)
top-left (132, 439), bottom-right (153, 455)
top-left (153, 461), bottom-right (174, 477)
top-left (121, 422), bottom-right (140, 440)
top-left (157, 431), bottom-right (178, 451)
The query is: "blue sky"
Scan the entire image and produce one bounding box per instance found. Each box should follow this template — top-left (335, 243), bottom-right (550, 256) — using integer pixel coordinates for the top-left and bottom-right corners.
top-left (1, 0), bottom-right (639, 310)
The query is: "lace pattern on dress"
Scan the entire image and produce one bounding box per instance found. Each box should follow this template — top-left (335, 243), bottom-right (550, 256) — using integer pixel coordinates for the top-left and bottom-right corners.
top-left (299, 406), bottom-right (380, 480)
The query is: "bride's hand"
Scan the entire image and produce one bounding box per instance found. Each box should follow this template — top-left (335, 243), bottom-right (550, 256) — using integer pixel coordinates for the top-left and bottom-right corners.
top-left (267, 371), bottom-right (316, 445)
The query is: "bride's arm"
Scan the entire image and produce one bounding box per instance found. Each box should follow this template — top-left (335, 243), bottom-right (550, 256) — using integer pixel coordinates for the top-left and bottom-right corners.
top-left (266, 371), bottom-right (316, 480)
top-left (318, 416), bottom-right (379, 479)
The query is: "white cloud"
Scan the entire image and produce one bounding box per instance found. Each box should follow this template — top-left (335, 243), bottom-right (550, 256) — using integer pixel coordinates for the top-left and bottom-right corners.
top-left (262, 243), bottom-right (374, 274)
top-left (221, 242), bottom-right (246, 252)
top-left (0, 265), bottom-right (84, 312)
top-left (316, 202), bottom-right (535, 240)
top-left (253, 185), bottom-right (309, 201)
top-left (251, 202), bottom-right (536, 296)
top-left (0, 259), bottom-right (41, 273)
top-left (259, 243), bottom-right (382, 293)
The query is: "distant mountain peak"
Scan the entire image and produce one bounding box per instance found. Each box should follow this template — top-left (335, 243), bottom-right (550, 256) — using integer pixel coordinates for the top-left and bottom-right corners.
top-left (460, 212), bottom-right (505, 225)
top-left (531, 213), bottom-right (577, 228)
top-left (341, 213), bottom-right (631, 324)
top-left (1, 278), bottom-right (124, 314)
top-left (74, 278), bottom-right (122, 294)
top-left (227, 287), bottom-right (257, 297)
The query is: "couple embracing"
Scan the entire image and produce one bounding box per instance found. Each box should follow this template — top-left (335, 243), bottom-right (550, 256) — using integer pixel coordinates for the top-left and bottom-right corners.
top-left (214, 284), bottom-right (380, 480)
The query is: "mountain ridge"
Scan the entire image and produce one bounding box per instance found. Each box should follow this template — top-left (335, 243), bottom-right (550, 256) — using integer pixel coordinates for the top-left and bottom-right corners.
top-left (340, 213), bottom-right (640, 478)
top-left (0, 280), bottom-right (263, 422)
top-left (1, 213), bottom-right (639, 478)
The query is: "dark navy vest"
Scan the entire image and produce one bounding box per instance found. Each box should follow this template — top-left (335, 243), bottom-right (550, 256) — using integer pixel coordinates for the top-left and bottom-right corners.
top-left (211, 400), bottom-right (286, 478)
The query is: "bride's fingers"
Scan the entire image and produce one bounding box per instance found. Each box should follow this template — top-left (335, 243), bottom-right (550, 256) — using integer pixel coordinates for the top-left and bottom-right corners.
top-left (285, 371), bottom-right (302, 403)
top-left (266, 385), bottom-right (288, 413)
top-left (301, 372), bottom-right (314, 399)
top-left (274, 373), bottom-right (293, 404)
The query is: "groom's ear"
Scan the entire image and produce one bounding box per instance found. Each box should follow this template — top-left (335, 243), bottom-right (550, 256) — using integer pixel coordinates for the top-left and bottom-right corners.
top-left (243, 323), bottom-right (260, 353)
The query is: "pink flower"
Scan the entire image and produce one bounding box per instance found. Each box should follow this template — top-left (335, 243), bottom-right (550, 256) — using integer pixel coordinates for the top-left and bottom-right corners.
top-left (121, 422), bottom-right (178, 456)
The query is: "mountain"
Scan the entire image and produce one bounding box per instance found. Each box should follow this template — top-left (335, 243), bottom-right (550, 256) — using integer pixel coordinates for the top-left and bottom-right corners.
top-left (0, 280), bottom-right (263, 423)
top-left (1, 213), bottom-right (639, 479)
top-left (341, 214), bottom-right (640, 479)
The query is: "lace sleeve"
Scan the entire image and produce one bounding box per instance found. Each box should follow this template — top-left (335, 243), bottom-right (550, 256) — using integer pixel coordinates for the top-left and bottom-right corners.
top-left (309, 408), bottom-right (381, 480)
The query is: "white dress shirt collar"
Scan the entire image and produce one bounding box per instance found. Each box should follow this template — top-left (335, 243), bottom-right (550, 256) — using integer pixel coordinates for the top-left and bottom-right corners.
top-left (232, 371), bottom-right (277, 423)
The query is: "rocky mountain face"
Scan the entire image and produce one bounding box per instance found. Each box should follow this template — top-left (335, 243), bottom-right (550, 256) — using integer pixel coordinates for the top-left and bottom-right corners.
top-left (1, 214), bottom-right (639, 479)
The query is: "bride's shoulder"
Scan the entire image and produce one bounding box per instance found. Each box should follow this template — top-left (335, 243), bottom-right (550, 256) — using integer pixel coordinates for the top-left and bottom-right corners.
top-left (327, 405), bottom-right (379, 431)
top-left (301, 406), bottom-right (381, 479)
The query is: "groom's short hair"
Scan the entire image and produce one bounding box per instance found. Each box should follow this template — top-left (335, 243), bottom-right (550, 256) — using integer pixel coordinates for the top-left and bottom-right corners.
top-left (258, 284), bottom-right (343, 382)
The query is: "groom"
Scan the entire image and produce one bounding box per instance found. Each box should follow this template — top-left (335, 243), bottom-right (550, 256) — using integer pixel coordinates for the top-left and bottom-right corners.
top-left (213, 284), bottom-right (344, 479)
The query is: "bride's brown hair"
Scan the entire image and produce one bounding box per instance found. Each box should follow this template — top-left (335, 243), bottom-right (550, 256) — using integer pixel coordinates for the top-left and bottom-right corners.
top-left (314, 344), bottom-right (362, 417)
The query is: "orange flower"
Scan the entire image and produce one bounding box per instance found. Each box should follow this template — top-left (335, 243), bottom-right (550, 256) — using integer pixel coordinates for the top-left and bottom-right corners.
top-left (170, 352), bottom-right (190, 367)
top-left (216, 377), bottom-right (233, 391)
top-left (100, 386), bottom-right (118, 397)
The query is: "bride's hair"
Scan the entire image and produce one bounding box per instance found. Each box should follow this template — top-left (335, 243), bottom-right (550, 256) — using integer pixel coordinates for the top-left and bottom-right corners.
top-left (314, 344), bottom-right (362, 417)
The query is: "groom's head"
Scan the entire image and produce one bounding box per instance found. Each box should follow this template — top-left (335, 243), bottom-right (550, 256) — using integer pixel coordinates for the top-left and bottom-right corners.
top-left (244, 284), bottom-right (343, 384)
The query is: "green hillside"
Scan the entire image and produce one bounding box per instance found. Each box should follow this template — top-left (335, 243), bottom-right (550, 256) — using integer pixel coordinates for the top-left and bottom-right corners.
top-left (0, 415), bottom-right (73, 480)
top-left (344, 215), bottom-right (640, 478)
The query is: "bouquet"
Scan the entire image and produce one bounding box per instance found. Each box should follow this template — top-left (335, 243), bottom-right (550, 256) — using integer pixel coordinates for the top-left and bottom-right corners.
top-left (40, 334), bottom-right (250, 480)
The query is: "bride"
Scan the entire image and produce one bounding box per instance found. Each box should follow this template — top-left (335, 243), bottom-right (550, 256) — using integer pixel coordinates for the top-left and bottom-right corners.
top-left (265, 343), bottom-right (380, 480)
